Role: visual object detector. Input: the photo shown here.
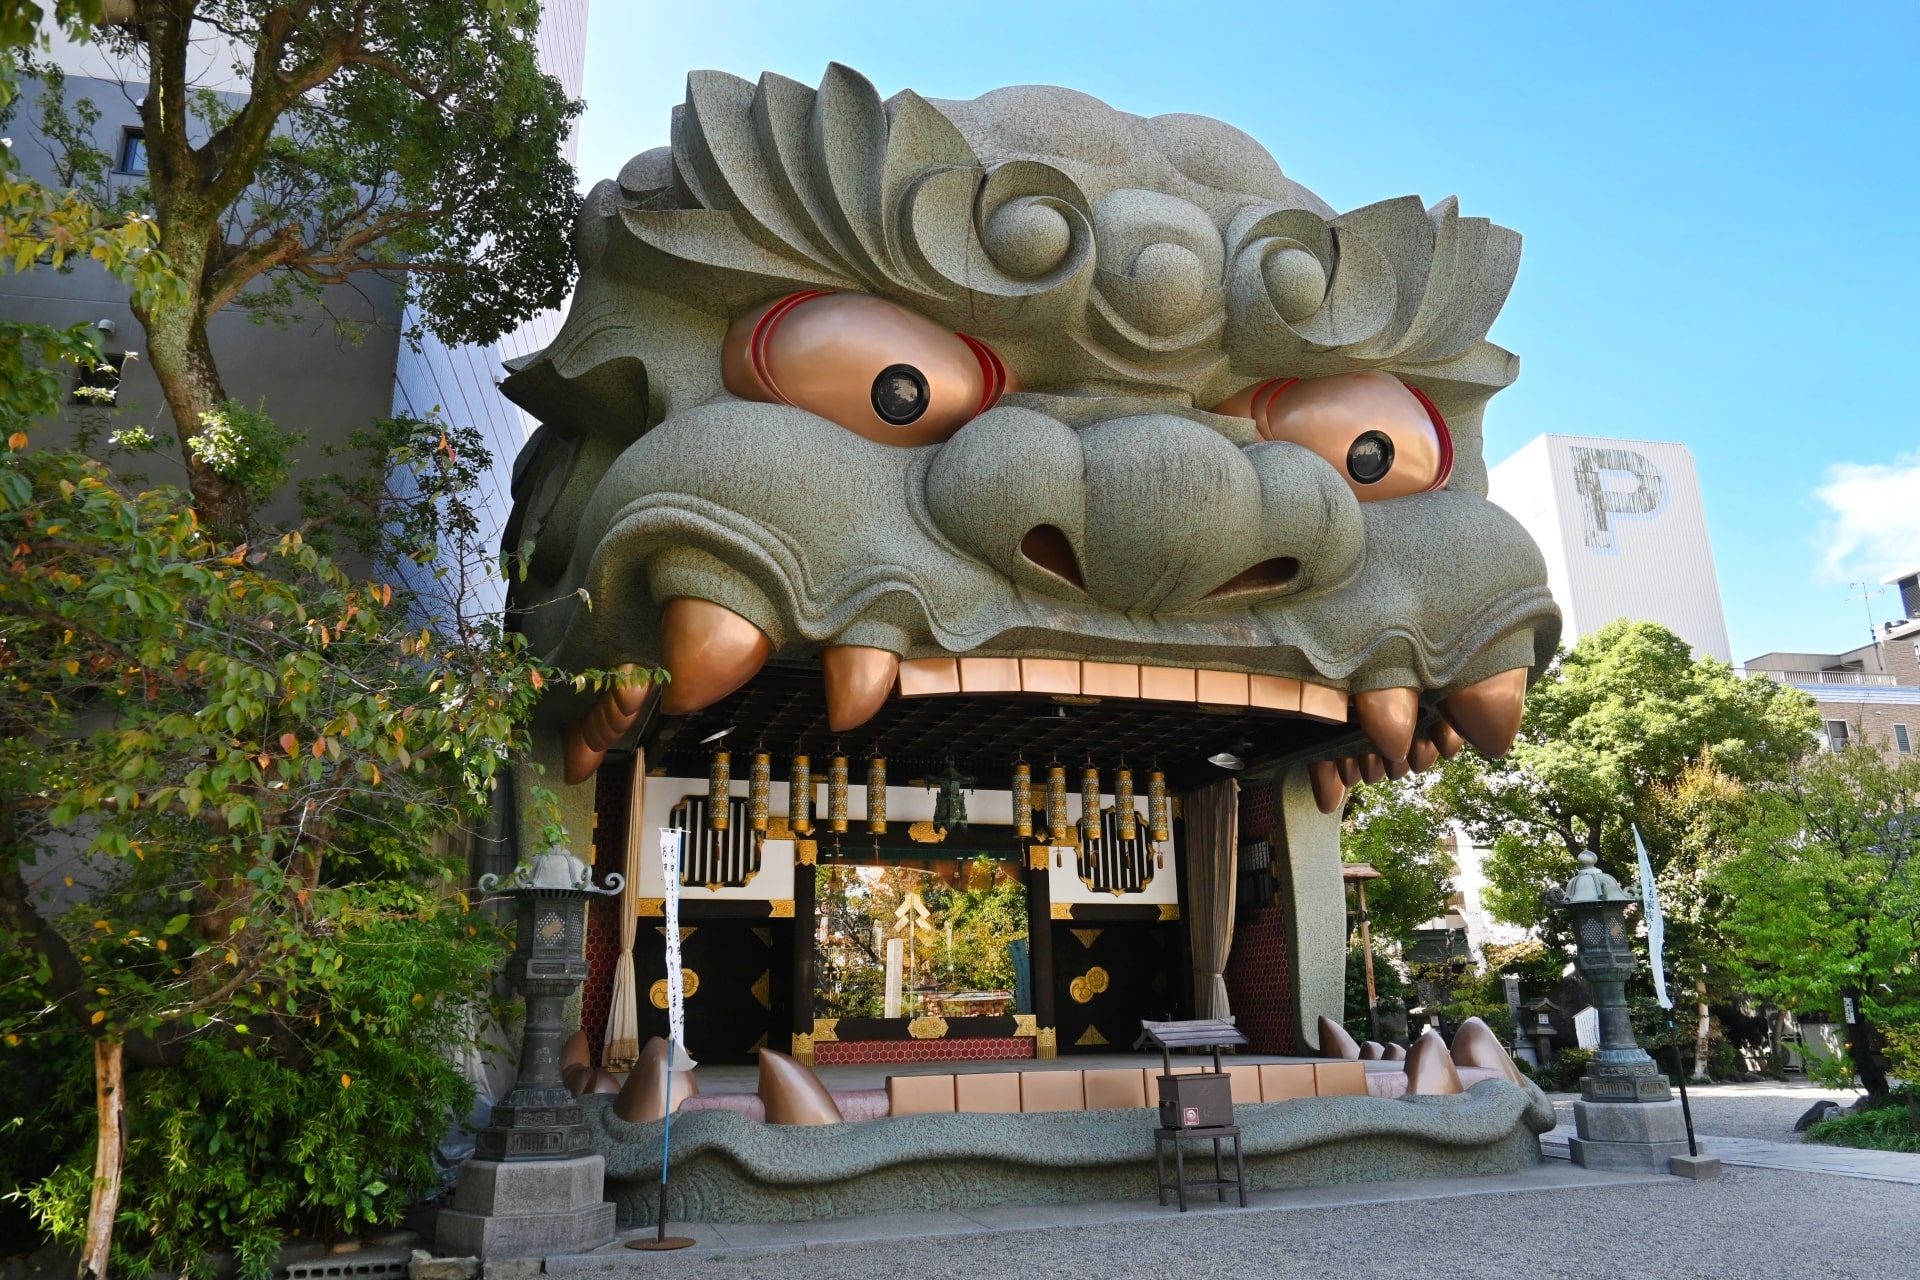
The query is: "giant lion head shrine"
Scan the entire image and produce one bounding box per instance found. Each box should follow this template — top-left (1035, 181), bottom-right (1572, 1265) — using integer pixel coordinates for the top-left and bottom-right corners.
top-left (450, 62), bottom-right (1567, 1250)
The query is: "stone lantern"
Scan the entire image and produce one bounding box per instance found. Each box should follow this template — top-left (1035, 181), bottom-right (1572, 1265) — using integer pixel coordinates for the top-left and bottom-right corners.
top-left (437, 847), bottom-right (622, 1257)
top-left (1543, 851), bottom-right (1688, 1170)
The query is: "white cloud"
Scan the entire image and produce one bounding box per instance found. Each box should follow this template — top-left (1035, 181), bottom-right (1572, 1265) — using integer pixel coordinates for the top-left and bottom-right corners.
top-left (1812, 451), bottom-right (1920, 586)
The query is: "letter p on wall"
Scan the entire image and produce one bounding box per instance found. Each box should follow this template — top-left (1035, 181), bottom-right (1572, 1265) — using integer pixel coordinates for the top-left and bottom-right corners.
top-left (1570, 446), bottom-right (1668, 553)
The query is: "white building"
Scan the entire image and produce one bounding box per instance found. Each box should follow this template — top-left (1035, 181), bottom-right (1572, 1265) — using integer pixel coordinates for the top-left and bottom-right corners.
top-left (1488, 434), bottom-right (1732, 663)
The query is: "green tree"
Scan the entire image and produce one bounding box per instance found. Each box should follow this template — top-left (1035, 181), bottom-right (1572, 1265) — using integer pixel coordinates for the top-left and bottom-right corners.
top-left (1713, 745), bottom-right (1920, 1103)
top-left (0, 407), bottom-right (651, 1270)
top-left (1339, 777), bottom-right (1456, 943)
top-left (1432, 620), bottom-right (1817, 935)
top-left (15, 1), bottom-right (579, 530)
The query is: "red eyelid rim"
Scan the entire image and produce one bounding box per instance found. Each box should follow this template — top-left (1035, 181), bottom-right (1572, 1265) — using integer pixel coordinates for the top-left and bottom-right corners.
top-left (1249, 377), bottom-right (1297, 424)
top-left (750, 290), bottom-right (832, 405)
top-left (1402, 383), bottom-right (1454, 492)
top-left (957, 332), bottom-right (1009, 419)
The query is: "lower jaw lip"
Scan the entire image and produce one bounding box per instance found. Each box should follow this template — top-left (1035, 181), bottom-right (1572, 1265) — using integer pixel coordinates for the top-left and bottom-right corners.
top-left (895, 656), bottom-right (1349, 723)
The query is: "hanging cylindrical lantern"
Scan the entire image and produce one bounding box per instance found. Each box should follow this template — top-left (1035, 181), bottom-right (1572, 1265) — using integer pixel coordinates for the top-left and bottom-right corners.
top-left (708, 751), bottom-right (731, 830)
top-left (867, 755), bottom-right (887, 834)
top-left (1046, 765), bottom-right (1070, 844)
top-left (1148, 770), bottom-right (1170, 842)
top-left (788, 755), bottom-right (813, 835)
top-left (1080, 766), bottom-right (1101, 841)
top-left (1011, 762), bottom-right (1032, 840)
top-left (828, 755), bottom-right (849, 833)
top-left (748, 751), bottom-right (771, 833)
top-left (1116, 768), bottom-right (1136, 840)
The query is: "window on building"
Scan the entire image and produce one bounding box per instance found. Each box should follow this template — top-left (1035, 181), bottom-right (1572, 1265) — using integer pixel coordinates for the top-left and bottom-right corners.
top-left (69, 353), bottom-right (125, 406)
top-left (1897, 723), bottom-right (1913, 754)
top-left (1824, 720), bottom-right (1850, 751)
top-left (117, 129), bottom-right (147, 175)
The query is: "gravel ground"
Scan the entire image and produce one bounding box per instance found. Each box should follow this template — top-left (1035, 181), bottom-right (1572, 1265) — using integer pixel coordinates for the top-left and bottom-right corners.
top-left (630, 1166), bottom-right (1920, 1280)
top-left (1549, 1080), bottom-right (1860, 1142)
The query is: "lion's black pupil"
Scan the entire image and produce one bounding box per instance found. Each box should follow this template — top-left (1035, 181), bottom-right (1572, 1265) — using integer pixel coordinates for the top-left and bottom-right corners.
top-left (1346, 431), bottom-right (1394, 484)
top-left (871, 364), bottom-right (929, 425)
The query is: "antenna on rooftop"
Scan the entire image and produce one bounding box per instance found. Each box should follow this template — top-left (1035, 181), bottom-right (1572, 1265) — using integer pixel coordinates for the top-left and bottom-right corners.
top-left (1848, 582), bottom-right (1886, 650)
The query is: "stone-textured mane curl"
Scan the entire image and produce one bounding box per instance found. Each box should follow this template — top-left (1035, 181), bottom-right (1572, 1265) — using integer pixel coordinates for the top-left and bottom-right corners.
top-left (534, 65), bottom-right (1519, 449)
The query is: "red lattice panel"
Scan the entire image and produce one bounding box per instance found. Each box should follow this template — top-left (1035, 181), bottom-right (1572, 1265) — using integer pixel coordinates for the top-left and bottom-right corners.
top-left (813, 1037), bottom-right (1037, 1066)
top-left (579, 759), bottom-right (634, 1069)
top-left (1241, 778), bottom-right (1278, 838)
top-left (1225, 904), bottom-right (1296, 1054)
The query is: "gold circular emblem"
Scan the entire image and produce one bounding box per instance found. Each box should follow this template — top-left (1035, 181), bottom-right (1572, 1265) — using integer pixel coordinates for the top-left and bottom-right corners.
top-left (907, 1015), bottom-right (950, 1039)
top-left (649, 970), bottom-right (700, 1008)
top-left (1085, 966), bottom-right (1110, 995)
top-left (1069, 977), bottom-right (1091, 1004)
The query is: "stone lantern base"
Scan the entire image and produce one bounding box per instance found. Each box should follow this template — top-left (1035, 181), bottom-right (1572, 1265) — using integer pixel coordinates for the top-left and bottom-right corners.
top-left (435, 1155), bottom-right (617, 1259)
top-left (1566, 1066), bottom-right (1693, 1171)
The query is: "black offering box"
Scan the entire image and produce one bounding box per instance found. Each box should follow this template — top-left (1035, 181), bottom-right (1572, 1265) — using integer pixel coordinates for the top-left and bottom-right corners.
top-left (1136, 1018), bottom-right (1250, 1129)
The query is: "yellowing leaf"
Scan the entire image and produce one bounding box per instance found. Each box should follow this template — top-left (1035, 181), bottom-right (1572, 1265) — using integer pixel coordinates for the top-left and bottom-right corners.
top-left (91, 1011), bottom-right (105, 1024)
top-left (341, 1074), bottom-right (352, 1088)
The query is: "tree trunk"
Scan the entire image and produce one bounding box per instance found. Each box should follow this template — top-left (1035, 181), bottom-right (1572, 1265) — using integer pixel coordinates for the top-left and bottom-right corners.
top-left (1692, 972), bottom-right (1712, 1081)
top-left (80, 1040), bottom-right (125, 1280)
top-left (1841, 988), bottom-right (1892, 1102)
top-left (135, 293), bottom-right (246, 533)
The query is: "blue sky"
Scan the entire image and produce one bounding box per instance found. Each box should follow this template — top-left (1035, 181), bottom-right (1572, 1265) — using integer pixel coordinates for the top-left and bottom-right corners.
top-left (575, 1), bottom-right (1920, 663)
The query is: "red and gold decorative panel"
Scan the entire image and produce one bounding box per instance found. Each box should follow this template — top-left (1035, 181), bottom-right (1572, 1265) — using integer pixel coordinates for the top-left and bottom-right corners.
top-left (813, 1036), bottom-right (1036, 1066)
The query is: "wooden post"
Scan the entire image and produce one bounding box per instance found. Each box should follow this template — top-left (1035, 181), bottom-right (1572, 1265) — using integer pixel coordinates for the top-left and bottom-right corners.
top-left (1356, 879), bottom-right (1379, 1044)
top-left (82, 1038), bottom-right (124, 1280)
top-left (1026, 850), bottom-right (1056, 1055)
top-left (791, 856), bottom-right (815, 1058)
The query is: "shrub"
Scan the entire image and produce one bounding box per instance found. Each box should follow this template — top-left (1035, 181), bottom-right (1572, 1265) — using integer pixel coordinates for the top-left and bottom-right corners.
top-left (24, 904), bottom-right (503, 1277)
top-left (1805, 1090), bottom-right (1920, 1155)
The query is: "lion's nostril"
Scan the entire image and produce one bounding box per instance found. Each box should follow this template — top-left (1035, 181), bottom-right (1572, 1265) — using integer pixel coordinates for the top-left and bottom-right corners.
top-left (1206, 557), bottom-right (1300, 600)
top-left (1019, 524), bottom-right (1085, 589)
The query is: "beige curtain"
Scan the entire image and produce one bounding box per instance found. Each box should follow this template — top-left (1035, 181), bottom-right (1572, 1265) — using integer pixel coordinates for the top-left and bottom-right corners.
top-left (1184, 778), bottom-right (1240, 1020)
top-left (603, 750), bottom-right (644, 1069)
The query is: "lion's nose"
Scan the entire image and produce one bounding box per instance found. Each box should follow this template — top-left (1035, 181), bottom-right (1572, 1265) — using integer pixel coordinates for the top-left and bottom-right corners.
top-left (924, 406), bottom-right (1360, 612)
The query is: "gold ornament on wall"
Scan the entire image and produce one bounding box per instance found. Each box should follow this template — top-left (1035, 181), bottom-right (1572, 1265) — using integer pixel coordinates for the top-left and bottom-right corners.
top-left (1080, 765), bottom-right (1100, 841)
top-left (788, 754), bottom-right (813, 834)
top-left (828, 754), bottom-right (849, 833)
top-left (708, 751), bottom-right (731, 830)
top-left (1116, 768), bottom-right (1135, 840)
top-left (1047, 764), bottom-right (1070, 844)
top-left (748, 751), bottom-right (771, 833)
top-left (650, 970), bottom-right (700, 1008)
top-left (1011, 761), bottom-right (1032, 839)
top-left (1148, 770), bottom-right (1170, 842)
top-left (867, 755), bottom-right (887, 834)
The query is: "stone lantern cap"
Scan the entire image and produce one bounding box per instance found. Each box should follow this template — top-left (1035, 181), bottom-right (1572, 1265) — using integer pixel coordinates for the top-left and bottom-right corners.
top-left (480, 846), bottom-right (620, 896)
top-left (1550, 851), bottom-right (1633, 906)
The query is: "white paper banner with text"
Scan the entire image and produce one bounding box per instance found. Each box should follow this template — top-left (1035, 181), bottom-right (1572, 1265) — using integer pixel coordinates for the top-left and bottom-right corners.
top-left (659, 828), bottom-right (696, 1070)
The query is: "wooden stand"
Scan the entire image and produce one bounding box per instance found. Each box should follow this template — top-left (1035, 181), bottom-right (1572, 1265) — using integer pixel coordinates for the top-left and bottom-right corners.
top-left (1153, 1125), bottom-right (1247, 1211)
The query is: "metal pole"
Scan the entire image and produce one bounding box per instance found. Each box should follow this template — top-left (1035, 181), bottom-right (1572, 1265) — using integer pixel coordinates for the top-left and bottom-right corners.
top-left (656, 1037), bottom-right (672, 1243)
top-left (1665, 1015), bottom-right (1699, 1157)
top-left (1357, 880), bottom-right (1380, 1043)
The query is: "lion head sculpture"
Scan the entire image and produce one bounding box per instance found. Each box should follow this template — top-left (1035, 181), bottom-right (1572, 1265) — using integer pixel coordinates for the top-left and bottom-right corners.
top-left (501, 64), bottom-right (1559, 804)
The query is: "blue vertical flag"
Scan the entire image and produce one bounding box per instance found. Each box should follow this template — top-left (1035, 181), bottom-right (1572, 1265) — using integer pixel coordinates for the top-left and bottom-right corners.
top-left (1633, 824), bottom-right (1672, 1010)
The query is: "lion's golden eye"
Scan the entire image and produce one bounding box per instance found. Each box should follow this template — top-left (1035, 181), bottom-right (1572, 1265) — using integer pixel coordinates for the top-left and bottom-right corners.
top-left (1211, 371), bottom-right (1452, 501)
top-left (721, 292), bottom-right (1012, 446)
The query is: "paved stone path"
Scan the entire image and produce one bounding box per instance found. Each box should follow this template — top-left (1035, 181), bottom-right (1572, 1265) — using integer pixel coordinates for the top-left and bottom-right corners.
top-left (547, 1163), bottom-right (1670, 1270)
top-left (1542, 1123), bottom-right (1920, 1184)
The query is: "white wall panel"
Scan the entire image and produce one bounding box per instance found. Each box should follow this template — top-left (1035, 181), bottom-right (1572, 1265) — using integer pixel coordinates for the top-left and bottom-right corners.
top-left (1490, 434), bottom-right (1732, 663)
